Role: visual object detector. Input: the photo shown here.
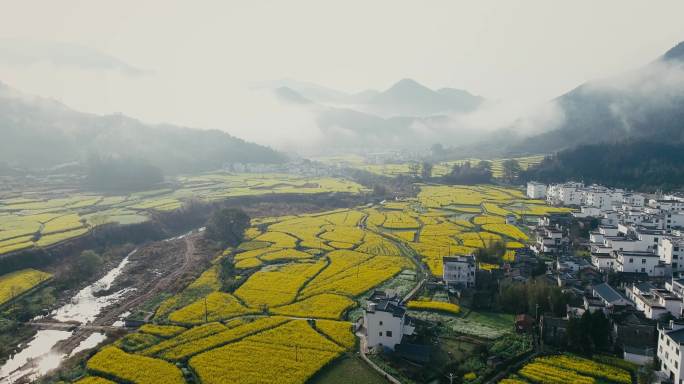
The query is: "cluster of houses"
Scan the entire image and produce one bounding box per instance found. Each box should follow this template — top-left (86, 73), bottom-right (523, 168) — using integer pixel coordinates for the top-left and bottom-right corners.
top-left (361, 181), bottom-right (684, 381)
top-left (528, 182), bottom-right (684, 382)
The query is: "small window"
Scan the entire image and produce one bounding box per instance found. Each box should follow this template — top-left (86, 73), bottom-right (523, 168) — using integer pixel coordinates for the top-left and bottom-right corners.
top-left (642, 259), bottom-right (647, 264)
top-left (629, 258), bottom-right (633, 263)
top-left (379, 321), bottom-right (383, 326)
top-left (379, 332), bottom-right (382, 337)
top-left (386, 331), bottom-right (393, 337)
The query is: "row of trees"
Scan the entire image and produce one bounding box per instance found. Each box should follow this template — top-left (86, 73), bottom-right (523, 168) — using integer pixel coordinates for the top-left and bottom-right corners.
top-left (399, 158), bottom-right (523, 184)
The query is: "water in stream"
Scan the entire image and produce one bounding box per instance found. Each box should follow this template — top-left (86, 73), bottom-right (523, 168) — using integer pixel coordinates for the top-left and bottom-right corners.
top-left (0, 249), bottom-right (137, 383)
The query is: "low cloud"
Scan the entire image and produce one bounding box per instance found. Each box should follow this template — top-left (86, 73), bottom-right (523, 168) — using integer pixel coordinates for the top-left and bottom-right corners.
top-left (0, 38), bottom-right (149, 76)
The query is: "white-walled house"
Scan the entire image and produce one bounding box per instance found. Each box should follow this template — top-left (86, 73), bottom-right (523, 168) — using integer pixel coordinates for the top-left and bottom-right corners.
top-left (615, 251), bottom-right (664, 276)
top-left (547, 183), bottom-right (584, 206)
top-left (626, 283), bottom-right (682, 319)
top-left (624, 193), bottom-right (646, 207)
top-left (649, 199), bottom-right (684, 213)
top-left (660, 238), bottom-right (684, 273)
top-left (526, 182), bottom-right (547, 199)
top-left (534, 227), bottom-right (566, 254)
top-left (667, 278), bottom-right (684, 298)
top-left (585, 188), bottom-right (624, 211)
top-left (442, 255), bottom-right (476, 288)
top-left (364, 291), bottom-right (415, 351)
top-left (636, 227), bottom-right (667, 252)
top-left (657, 321), bottom-right (684, 384)
top-left (592, 253), bottom-right (616, 271)
top-left (605, 237), bottom-right (652, 253)
top-left (573, 206), bottom-right (602, 218)
top-left (590, 231), bottom-right (605, 244)
top-left (600, 225), bottom-right (620, 237)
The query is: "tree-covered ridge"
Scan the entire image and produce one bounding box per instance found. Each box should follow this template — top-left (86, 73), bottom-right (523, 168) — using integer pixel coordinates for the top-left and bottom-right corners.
top-left (0, 82), bottom-right (287, 174)
top-left (521, 140), bottom-right (684, 191)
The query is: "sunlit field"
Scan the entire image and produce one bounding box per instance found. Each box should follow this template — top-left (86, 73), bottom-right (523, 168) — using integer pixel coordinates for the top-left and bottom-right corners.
top-left (77, 184), bottom-right (572, 383)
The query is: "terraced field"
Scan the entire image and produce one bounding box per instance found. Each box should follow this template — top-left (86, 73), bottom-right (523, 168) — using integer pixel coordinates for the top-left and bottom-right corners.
top-left (77, 184), bottom-right (572, 383)
top-left (0, 173), bottom-right (367, 256)
top-left (357, 155), bottom-right (545, 178)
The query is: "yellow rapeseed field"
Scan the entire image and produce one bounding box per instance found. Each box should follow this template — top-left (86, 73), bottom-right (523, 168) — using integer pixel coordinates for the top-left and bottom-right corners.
top-left (87, 346), bottom-right (185, 384)
top-left (271, 293), bottom-right (355, 319)
top-left (0, 269), bottom-right (52, 305)
top-left (235, 261), bottom-right (326, 308)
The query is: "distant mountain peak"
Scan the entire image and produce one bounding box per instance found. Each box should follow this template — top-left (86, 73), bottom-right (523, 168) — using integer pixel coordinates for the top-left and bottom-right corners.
top-left (273, 86), bottom-right (312, 104)
top-left (663, 41), bottom-right (684, 62)
top-left (386, 78), bottom-right (432, 93)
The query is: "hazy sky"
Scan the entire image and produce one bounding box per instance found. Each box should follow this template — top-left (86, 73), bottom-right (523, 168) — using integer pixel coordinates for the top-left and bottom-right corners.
top-left (1, 0), bottom-right (683, 150)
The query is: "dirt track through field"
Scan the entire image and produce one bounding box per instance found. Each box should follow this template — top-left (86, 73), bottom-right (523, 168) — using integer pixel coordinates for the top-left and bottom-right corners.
top-left (54, 232), bottom-right (206, 354)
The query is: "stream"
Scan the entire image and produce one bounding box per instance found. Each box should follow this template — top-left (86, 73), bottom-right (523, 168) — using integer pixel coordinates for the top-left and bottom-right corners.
top-left (0, 249), bottom-right (137, 383)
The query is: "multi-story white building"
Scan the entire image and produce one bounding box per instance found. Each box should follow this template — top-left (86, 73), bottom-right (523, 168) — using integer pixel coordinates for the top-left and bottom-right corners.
top-left (667, 278), bottom-right (684, 298)
top-left (624, 193), bottom-right (646, 207)
top-left (584, 187), bottom-right (624, 211)
top-left (605, 237), bottom-right (652, 253)
top-left (526, 182), bottom-right (547, 199)
top-left (615, 251), bottom-right (664, 276)
top-left (657, 321), bottom-right (684, 384)
top-left (573, 206), bottom-right (602, 218)
top-left (547, 182), bottom-right (584, 206)
top-left (650, 199), bottom-right (684, 213)
top-left (636, 227), bottom-right (667, 252)
top-left (626, 283), bottom-right (682, 319)
top-left (591, 252), bottom-right (615, 271)
top-left (364, 291), bottom-right (415, 351)
top-left (533, 227), bottom-right (565, 254)
top-left (442, 255), bottom-right (476, 288)
top-left (661, 238), bottom-right (684, 273)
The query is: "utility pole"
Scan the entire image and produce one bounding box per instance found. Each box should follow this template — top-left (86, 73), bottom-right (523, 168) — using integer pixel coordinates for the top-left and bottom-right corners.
top-left (204, 297), bottom-right (208, 323)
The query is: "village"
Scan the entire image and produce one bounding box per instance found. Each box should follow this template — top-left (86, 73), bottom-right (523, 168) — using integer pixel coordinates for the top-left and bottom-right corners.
top-left (353, 181), bottom-right (684, 383)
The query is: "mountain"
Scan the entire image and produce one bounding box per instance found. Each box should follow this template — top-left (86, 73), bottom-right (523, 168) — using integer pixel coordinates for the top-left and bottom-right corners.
top-left (274, 86), bottom-right (313, 105)
top-left (265, 79), bottom-right (486, 153)
top-left (367, 78), bottom-right (484, 117)
top-left (0, 81), bottom-right (287, 173)
top-left (271, 78), bottom-right (484, 117)
top-left (510, 41), bottom-right (684, 153)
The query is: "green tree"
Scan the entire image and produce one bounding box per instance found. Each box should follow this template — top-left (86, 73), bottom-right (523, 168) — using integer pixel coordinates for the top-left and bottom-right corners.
top-left (421, 161), bottom-right (433, 180)
top-left (590, 310), bottom-right (611, 350)
top-left (478, 160), bottom-right (493, 173)
top-left (205, 208), bottom-right (250, 246)
top-left (502, 159), bottom-right (522, 183)
top-left (72, 250), bottom-right (103, 280)
top-left (474, 241), bottom-right (506, 264)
